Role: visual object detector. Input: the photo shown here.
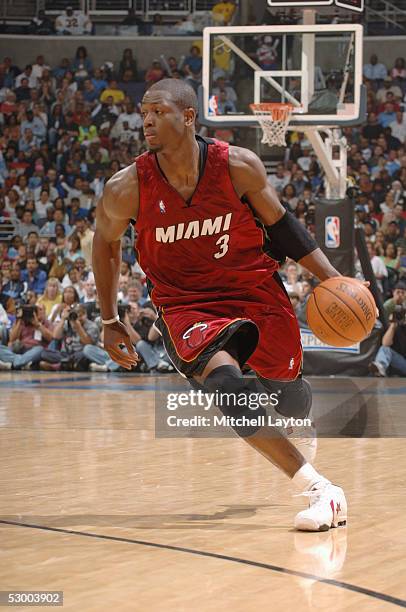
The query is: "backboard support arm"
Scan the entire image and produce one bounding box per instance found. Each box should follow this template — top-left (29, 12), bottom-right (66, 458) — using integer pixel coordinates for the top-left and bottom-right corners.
top-left (301, 128), bottom-right (347, 199)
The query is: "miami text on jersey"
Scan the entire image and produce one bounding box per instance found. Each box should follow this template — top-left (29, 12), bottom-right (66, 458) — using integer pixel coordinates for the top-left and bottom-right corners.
top-left (155, 213), bottom-right (232, 243)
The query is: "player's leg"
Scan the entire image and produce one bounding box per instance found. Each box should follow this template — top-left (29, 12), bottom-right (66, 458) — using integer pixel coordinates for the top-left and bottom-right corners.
top-left (257, 374), bottom-right (317, 463)
top-left (242, 275), bottom-right (346, 530)
top-left (156, 303), bottom-right (346, 531)
top-left (246, 273), bottom-right (316, 461)
top-left (195, 345), bottom-right (347, 532)
top-left (194, 349), bottom-right (308, 478)
top-left (157, 307), bottom-right (304, 474)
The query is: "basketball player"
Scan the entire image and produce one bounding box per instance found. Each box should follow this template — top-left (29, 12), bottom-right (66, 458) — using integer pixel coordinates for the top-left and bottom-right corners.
top-left (93, 79), bottom-right (347, 532)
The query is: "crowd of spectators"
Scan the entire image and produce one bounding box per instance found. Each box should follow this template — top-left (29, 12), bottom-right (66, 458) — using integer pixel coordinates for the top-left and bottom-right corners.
top-left (0, 42), bottom-right (405, 375)
top-left (20, 3), bottom-right (378, 39)
top-left (24, 2), bottom-right (237, 38)
top-left (0, 45), bottom-right (185, 372)
top-left (2, 1), bottom-right (402, 38)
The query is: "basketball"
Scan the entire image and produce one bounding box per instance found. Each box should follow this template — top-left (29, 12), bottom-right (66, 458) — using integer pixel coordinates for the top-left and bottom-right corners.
top-left (306, 277), bottom-right (376, 347)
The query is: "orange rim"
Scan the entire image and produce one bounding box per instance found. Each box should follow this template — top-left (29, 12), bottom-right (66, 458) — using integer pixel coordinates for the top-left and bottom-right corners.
top-left (250, 102), bottom-right (294, 121)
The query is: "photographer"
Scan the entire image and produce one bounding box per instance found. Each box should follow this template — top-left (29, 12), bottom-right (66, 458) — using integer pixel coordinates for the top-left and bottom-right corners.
top-left (383, 281), bottom-right (406, 318)
top-left (50, 286), bottom-right (80, 322)
top-left (49, 304), bottom-right (100, 370)
top-left (369, 306), bottom-right (406, 377)
top-left (129, 302), bottom-right (173, 373)
top-left (0, 303), bottom-right (53, 370)
top-left (127, 279), bottom-right (150, 307)
top-left (0, 302), bottom-right (11, 345)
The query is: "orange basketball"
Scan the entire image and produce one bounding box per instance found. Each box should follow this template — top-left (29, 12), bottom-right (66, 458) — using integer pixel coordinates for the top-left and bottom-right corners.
top-left (306, 276), bottom-right (376, 347)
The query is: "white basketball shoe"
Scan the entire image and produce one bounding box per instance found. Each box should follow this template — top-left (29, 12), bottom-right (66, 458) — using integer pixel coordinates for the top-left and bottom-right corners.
top-left (294, 481), bottom-right (347, 532)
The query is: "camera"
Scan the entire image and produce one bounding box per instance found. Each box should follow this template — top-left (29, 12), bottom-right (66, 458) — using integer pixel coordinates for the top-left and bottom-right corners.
top-left (393, 305), bottom-right (406, 325)
top-left (118, 304), bottom-right (130, 321)
top-left (85, 303), bottom-right (100, 321)
top-left (19, 305), bottom-right (37, 324)
top-left (68, 308), bottom-right (79, 322)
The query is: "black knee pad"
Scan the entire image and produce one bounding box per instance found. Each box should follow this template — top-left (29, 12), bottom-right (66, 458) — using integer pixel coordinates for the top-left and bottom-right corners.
top-left (257, 375), bottom-right (312, 419)
top-left (203, 365), bottom-right (267, 437)
top-left (188, 378), bottom-right (204, 392)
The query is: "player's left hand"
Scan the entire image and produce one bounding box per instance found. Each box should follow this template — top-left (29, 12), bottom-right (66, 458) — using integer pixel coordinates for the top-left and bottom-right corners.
top-left (103, 320), bottom-right (139, 370)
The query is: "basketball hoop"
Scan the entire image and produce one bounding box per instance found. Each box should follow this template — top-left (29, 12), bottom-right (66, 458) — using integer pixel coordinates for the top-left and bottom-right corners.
top-left (250, 103), bottom-right (294, 147)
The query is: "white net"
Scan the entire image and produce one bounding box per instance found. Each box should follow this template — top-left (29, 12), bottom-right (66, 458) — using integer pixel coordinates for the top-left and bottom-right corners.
top-left (250, 103), bottom-right (294, 147)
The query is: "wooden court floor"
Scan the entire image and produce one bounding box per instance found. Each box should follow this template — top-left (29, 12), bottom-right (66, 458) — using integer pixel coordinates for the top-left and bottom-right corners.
top-left (0, 372), bottom-right (405, 612)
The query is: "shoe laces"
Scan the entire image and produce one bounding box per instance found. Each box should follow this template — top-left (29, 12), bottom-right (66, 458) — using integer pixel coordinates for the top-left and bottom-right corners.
top-left (294, 481), bottom-right (330, 506)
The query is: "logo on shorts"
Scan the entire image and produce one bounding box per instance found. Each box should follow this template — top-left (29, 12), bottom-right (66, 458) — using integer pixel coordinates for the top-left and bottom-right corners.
top-left (325, 216), bottom-right (340, 248)
top-left (159, 200), bottom-right (166, 214)
top-left (289, 357), bottom-right (295, 370)
top-left (182, 322), bottom-right (208, 349)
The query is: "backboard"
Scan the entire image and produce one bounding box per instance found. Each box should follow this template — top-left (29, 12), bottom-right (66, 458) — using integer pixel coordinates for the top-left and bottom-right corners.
top-left (267, 0), bottom-right (364, 10)
top-left (268, 1), bottom-right (333, 6)
top-left (201, 24), bottom-right (365, 128)
top-left (335, 0), bottom-right (364, 12)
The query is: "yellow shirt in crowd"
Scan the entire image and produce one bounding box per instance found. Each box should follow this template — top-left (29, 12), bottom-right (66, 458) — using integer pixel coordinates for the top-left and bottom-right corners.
top-left (37, 294), bottom-right (62, 318)
top-left (212, 1), bottom-right (236, 25)
top-left (100, 88), bottom-right (125, 105)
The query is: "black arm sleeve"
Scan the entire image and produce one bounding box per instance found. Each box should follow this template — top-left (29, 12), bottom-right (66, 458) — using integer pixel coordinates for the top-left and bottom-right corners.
top-left (265, 211), bottom-right (318, 262)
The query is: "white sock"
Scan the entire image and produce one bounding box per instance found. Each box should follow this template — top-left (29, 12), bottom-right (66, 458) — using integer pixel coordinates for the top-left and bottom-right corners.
top-left (292, 463), bottom-right (329, 492)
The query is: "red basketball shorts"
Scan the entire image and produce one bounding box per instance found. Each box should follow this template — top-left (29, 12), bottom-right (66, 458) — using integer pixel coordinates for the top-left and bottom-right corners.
top-left (155, 273), bottom-right (302, 381)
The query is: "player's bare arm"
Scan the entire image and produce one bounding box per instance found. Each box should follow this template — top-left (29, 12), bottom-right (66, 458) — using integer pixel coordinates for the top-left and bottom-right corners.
top-left (93, 163), bottom-right (140, 370)
top-left (229, 146), bottom-right (340, 281)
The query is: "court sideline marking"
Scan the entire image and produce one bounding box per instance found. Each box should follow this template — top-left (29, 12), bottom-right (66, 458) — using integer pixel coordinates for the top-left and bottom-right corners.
top-left (1, 519), bottom-right (405, 608)
top-left (0, 379), bottom-right (405, 396)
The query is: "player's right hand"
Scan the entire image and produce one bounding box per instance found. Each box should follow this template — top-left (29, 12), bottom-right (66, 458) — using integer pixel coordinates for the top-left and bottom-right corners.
top-left (103, 321), bottom-right (139, 370)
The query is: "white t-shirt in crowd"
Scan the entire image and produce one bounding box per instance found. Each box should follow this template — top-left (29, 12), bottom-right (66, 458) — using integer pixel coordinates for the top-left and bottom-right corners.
top-left (61, 276), bottom-right (83, 299)
top-left (370, 255), bottom-right (388, 293)
top-left (15, 72), bottom-right (37, 89)
top-left (268, 174), bottom-right (290, 192)
top-left (116, 112), bottom-right (143, 131)
top-left (35, 199), bottom-right (53, 219)
top-left (389, 119), bottom-right (406, 144)
top-left (55, 11), bottom-right (91, 35)
top-left (31, 62), bottom-right (51, 81)
top-left (212, 86), bottom-right (238, 104)
top-left (297, 156), bottom-right (312, 172)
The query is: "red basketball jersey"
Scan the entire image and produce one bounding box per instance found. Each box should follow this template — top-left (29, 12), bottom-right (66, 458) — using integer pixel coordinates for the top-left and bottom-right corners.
top-left (134, 138), bottom-right (278, 308)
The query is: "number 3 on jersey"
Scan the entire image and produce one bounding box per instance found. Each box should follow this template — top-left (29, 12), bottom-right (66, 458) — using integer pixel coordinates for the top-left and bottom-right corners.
top-left (214, 234), bottom-right (229, 259)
